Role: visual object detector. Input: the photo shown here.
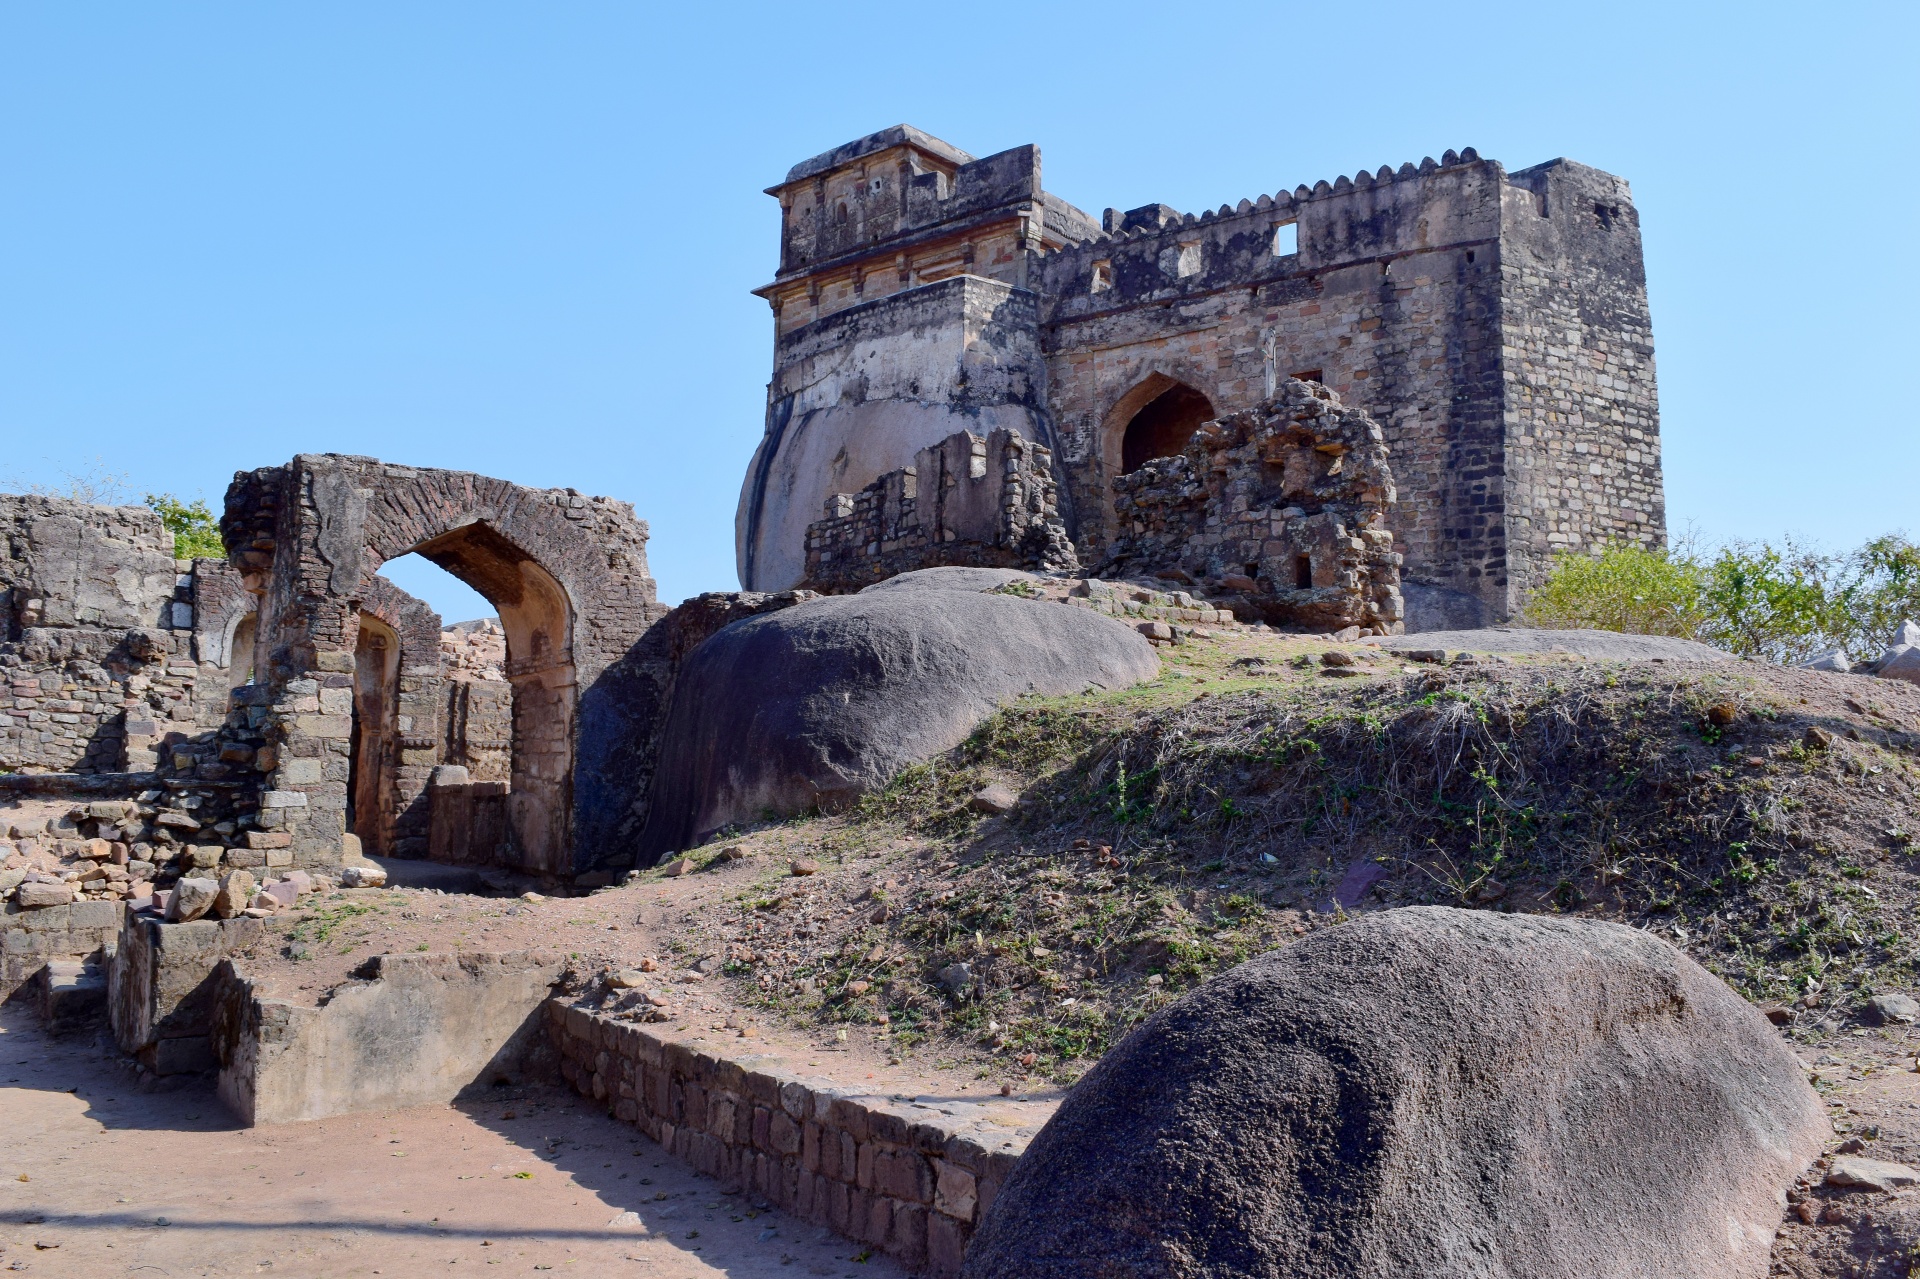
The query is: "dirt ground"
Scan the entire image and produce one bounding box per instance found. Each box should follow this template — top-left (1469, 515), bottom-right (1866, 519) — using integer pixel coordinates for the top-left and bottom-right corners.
top-left (0, 1004), bottom-right (905, 1279)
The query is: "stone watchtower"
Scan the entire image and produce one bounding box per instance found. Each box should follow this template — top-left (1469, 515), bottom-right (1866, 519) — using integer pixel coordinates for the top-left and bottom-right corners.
top-left (737, 125), bottom-right (1664, 626)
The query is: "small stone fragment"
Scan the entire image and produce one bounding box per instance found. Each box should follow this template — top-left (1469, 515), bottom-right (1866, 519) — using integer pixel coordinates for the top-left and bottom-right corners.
top-left (1867, 993), bottom-right (1920, 1025)
top-left (340, 864), bottom-right (386, 888)
top-left (717, 845), bottom-right (747, 861)
top-left (938, 962), bottom-right (973, 992)
top-left (660, 857), bottom-right (694, 877)
top-left (1804, 725), bottom-right (1834, 750)
top-left (1826, 1156), bottom-right (1920, 1192)
top-left (609, 969), bottom-right (648, 989)
top-left (1320, 650), bottom-right (1356, 668)
top-left (211, 869), bottom-right (256, 919)
top-left (1706, 702), bottom-right (1738, 728)
top-left (789, 858), bottom-right (820, 876)
top-left (970, 784), bottom-right (1018, 815)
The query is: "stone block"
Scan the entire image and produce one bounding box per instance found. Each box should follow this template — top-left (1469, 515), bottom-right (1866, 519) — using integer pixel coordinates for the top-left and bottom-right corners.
top-left (16, 882), bottom-right (75, 909)
top-left (145, 1034), bottom-right (216, 1075)
top-left (245, 830), bottom-right (294, 849)
top-left (933, 1159), bottom-right (977, 1219)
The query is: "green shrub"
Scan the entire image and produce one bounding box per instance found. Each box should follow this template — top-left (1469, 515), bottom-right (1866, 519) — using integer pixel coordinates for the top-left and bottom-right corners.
top-left (1524, 534), bottom-right (1920, 664)
top-left (144, 493), bottom-right (225, 560)
top-left (1522, 543), bottom-right (1705, 638)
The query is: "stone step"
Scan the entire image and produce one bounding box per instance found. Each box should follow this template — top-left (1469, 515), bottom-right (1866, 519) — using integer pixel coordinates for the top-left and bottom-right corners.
top-left (36, 957), bottom-right (108, 1037)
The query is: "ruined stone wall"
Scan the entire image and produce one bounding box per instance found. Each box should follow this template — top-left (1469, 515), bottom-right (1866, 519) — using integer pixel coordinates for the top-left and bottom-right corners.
top-left (351, 574), bottom-right (445, 858)
top-left (1102, 381), bottom-right (1403, 633)
top-left (550, 1001), bottom-right (1021, 1278)
top-left (1, 496), bottom-right (215, 774)
top-left (803, 429), bottom-right (1077, 593)
top-left (221, 456), bottom-right (669, 878)
top-left (738, 275), bottom-right (1062, 592)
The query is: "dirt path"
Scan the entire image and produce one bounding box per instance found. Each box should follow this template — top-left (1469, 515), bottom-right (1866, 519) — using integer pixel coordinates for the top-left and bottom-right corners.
top-left (0, 1007), bottom-right (903, 1279)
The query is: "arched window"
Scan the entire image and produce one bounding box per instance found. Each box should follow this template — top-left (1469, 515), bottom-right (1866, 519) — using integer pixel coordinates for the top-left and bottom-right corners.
top-left (1121, 382), bottom-right (1216, 473)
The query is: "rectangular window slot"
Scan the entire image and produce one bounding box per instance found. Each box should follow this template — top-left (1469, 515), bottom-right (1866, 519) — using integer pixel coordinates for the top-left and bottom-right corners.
top-left (1295, 554), bottom-right (1313, 590)
top-left (1090, 260), bottom-right (1112, 294)
top-left (1272, 222), bottom-right (1298, 256)
top-left (1291, 369), bottom-right (1323, 386)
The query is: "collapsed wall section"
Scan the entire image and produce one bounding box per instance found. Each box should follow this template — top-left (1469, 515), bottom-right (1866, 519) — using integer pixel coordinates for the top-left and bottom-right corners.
top-left (802, 428), bottom-right (1078, 593)
top-left (1103, 381), bottom-right (1404, 634)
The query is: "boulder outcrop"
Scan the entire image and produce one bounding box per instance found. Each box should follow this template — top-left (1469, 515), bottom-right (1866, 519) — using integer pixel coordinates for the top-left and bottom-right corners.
top-left (637, 587), bottom-right (1157, 858)
top-left (964, 906), bottom-right (1825, 1279)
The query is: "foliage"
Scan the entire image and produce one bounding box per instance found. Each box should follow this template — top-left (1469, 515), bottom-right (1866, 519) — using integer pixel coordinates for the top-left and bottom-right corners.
top-left (1524, 534), bottom-right (1920, 664)
top-left (1523, 543), bottom-right (1705, 638)
top-left (145, 493), bottom-right (226, 560)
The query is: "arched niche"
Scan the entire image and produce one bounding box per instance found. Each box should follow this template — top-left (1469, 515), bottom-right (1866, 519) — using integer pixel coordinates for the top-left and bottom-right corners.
top-left (348, 612), bottom-right (401, 855)
top-left (1115, 377), bottom-right (1216, 475)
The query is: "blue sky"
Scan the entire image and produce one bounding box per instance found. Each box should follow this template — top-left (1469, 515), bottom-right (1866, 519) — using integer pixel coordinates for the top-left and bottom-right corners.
top-left (3, 2), bottom-right (1914, 621)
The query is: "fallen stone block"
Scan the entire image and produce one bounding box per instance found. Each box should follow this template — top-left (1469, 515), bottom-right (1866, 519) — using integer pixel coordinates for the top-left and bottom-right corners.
top-left (167, 877), bottom-right (218, 922)
top-left (212, 870), bottom-right (255, 920)
top-left (16, 881), bottom-right (75, 910)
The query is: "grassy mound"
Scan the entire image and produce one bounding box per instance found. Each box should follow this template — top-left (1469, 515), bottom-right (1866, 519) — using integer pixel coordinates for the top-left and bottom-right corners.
top-left (655, 633), bottom-right (1920, 1083)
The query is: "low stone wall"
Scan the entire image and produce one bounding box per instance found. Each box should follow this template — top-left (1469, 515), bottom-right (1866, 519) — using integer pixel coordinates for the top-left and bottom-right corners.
top-left (548, 1002), bottom-right (1041, 1276)
top-left (109, 911), bottom-right (264, 1075)
top-left (1, 898), bottom-right (122, 999)
top-left (216, 949), bottom-right (566, 1124)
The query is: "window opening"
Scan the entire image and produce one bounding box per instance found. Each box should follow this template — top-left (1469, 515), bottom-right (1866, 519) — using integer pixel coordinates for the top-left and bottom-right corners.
top-left (1291, 369), bottom-right (1323, 386)
top-left (1272, 222), bottom-right (1298, 256)
top-left (1295, 554), bottom-right (1314, 590)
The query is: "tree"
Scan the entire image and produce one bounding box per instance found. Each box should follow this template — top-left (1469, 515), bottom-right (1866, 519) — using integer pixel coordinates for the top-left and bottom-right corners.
top-left (145, 493), bottom-right (226, 560)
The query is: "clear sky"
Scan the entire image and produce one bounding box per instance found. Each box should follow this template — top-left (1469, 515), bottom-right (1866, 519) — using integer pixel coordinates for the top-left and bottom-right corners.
top-left (3, 2), bottom-right (1914, 621)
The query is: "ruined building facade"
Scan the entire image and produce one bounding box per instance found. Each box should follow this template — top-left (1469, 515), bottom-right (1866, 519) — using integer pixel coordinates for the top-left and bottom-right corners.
top-left (737, 125), bottom-right (1663, 625)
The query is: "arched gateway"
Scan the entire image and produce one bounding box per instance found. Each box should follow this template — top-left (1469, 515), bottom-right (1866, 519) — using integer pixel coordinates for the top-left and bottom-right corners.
top-left (221, 455), bottom-right (670, 878)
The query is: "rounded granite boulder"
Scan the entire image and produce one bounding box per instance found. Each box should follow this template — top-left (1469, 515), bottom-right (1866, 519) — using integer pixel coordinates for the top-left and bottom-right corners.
top-left (964, 906), bottom-right (1825, 1279)
top-left (637, 586), bottom-right (1158, 859)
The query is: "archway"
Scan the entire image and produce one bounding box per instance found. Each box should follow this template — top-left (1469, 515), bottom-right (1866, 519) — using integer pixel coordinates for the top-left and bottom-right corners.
top-left (402, 521), bottom-right (576, 872)
top-left (1120, 381), bottom-right (1215, 474)
top-left (225, 454), bottom-right (666, 881)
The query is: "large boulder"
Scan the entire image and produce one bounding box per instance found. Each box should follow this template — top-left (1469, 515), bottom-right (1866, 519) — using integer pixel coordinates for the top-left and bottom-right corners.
top-left (965, 907), bottom-right (1824, 1279)
top-left (637, 588), bottom-right (1158, 859)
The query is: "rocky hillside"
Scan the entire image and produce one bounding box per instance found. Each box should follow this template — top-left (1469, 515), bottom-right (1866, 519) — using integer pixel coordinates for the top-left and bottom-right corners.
top-left (638, 628), bottom-right (1920, 1083)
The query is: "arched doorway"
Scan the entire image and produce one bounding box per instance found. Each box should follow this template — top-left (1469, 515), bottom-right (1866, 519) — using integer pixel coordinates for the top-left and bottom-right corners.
top-left (1119, 380), bottom-right (1215, 473)
top-left (404, 522), bottom-right (577, 871)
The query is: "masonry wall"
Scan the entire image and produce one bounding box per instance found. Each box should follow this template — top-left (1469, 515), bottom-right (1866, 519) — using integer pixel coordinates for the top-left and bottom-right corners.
top-left (803, 429), bottom-right (1077, 593)
top-left (739, 276), bottom-right (1062, 592)
top-left (549, 1002), bottom-right (1026, 1277)
top-left (749, 133), bottom-right (1666, 623)
top-left (0, 496), bottom-right (209, 773)
top-left (1496, 160), bottom-right (1664, 605)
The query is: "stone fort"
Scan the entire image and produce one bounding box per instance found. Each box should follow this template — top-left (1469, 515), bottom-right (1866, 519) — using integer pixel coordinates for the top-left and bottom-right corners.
top-left (736, 125), bottom-right (1664, 626)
